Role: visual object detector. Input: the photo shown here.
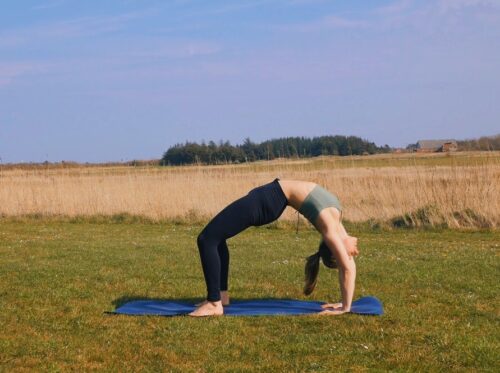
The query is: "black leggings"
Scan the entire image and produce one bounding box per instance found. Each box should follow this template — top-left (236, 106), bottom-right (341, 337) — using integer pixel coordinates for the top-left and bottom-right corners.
top-left (197, 178), bottom-right (288, 301)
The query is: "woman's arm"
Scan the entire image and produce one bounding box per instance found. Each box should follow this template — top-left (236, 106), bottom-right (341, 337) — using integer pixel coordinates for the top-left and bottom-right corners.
top-left (322, 232), bottom-right (356, 313)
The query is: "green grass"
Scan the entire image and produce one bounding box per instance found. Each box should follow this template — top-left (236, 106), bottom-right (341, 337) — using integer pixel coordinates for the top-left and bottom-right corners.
top-left (0, 221), bottom-right (498, 372)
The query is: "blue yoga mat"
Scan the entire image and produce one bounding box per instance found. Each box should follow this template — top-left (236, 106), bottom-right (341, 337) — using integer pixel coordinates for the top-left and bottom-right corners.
top-left (111, 296), bottom-right (383, 316)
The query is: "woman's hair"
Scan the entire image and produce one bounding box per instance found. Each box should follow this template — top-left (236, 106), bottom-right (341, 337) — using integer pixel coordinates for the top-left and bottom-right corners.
top-left (304, 240), bottom-right (337, 295)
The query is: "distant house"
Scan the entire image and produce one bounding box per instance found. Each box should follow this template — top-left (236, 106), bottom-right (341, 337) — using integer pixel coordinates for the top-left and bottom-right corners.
top-left (416, 139), bottom-right (458, 152)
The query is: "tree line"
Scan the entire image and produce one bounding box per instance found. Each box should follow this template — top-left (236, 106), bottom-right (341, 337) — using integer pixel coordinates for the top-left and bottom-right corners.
top-left (161, 136), bottom-right (391, 165)
top-left (457, 134), bottom-right (500, 151)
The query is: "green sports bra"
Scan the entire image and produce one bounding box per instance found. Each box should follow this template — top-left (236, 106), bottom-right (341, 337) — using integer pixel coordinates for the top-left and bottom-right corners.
top-left (298, 185), bottom-right (342, 225)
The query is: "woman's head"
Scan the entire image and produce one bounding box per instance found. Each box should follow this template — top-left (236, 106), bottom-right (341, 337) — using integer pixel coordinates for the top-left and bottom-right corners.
top-left (318, 240), bottom-right (337, 268)
top-left (304, 240), bottom-right (337, 295)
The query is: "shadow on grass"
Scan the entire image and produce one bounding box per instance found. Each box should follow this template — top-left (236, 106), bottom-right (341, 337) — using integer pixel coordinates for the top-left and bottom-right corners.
top-left (110, 296), bottom-right (304, 308)
top-left (111, 296), bottom-right (202, 308)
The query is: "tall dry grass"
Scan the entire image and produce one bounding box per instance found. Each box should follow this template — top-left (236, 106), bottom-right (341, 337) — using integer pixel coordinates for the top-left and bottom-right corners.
top-left (0, 153), bottom-right (498, 228)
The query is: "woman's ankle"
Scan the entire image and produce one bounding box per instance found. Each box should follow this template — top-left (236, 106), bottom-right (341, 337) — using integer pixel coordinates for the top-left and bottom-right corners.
top-left (220, 291), bottom-right (230, 305)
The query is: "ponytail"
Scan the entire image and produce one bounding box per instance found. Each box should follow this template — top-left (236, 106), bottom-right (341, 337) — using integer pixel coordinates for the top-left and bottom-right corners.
top-left (303, 240), bottom-right (337, 295)
top-left (304, 251), bottom-right (320, 295)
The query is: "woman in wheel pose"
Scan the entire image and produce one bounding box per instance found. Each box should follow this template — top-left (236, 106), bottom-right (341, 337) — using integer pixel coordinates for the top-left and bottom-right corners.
top-left (190, 178), bottom-right (358, 317)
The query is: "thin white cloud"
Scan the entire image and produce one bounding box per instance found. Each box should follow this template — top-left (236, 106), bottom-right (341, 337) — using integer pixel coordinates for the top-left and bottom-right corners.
top-left (38, 10), bottom-right (153, 37)
top-left (0, 35), bottom-right (24, 48)
top-left (0, 62), bottom-right (51, 87)
top-left (124, 39), bottom-right (222, 59)
top-left (31, 0), bottom-right (67, 11)
top-left (437, 0), bottom-right (500, 13)
top-left (370, 0), bottom-right (500, 32)
top-left (321, 15), bottom-right (369, 29)
top-left (285, 0), bottom-right (329, 4)
top-left (0, 9), bottom-right (155, 47)
top-left (204, 0), bottom-right (272, 15)
top-left (375, 0), bottom-right (414, 15)
top-left (0, 37), bottom-right (223, 89)
top-left (276, 14), bottom-right (369, 32)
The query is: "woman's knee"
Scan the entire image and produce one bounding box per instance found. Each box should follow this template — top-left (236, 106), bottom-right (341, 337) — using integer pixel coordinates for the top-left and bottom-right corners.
top-left (197, 230), bottom-right (217, 251)
top-left (197, 231), bottom-right (207, 249)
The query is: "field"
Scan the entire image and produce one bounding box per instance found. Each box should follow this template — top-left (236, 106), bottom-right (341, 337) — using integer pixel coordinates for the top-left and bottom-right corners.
top-left (0, 152), bottom-right (499, 371)
top-left (1, 151), bottom-right (499, 228)
top-left (0, 220), bottom-right (498, 371)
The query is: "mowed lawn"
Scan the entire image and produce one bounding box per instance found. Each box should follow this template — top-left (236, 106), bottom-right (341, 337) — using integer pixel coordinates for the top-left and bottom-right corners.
top-left (0, 220), bottom-right (498, 371)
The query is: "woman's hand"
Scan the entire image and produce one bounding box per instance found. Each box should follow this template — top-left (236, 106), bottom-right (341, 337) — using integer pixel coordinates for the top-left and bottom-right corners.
top-left (344, 236), bottom-right (359, 257)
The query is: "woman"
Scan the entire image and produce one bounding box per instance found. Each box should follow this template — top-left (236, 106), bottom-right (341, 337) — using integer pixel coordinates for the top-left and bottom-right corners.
top-left (190, 178), bottom-right (359, 317)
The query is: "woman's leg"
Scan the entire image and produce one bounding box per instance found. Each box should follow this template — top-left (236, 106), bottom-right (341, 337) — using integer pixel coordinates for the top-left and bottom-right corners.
top-left (218, 240), bottom-right (230, 305)
top-left (196, 194), bottom-right (255, 302)
top-left (190, 179), bottom-right (287, 316)
top-left (218, 240), bottom-right (229, 292)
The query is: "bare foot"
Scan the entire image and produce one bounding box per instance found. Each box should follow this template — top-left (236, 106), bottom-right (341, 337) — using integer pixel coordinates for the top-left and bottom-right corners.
top-left (319, 309), bottom-right (347, 315)
top-left (321, 302), bottom-right (343, 309)
top-left (189, 301), bottom-right (224, 317)
top-left (319, 302), bottom-right (348, 315)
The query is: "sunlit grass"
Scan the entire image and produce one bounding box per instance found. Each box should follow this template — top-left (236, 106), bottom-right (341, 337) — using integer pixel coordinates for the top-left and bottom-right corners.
top-left (0, 221), bottom-right (498, 371)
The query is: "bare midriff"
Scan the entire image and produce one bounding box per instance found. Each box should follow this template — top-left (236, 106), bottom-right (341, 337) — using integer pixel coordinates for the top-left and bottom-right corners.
top-left (277, 179), bottom-right (316, 211)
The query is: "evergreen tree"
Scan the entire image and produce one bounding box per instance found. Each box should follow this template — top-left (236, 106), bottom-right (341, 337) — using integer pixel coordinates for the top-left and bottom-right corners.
top-left (161, 135), bottom-right (392, 165)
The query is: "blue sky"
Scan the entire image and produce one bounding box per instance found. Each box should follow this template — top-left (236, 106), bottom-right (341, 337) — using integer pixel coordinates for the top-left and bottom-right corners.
top-left (1, 0), bottom-right (499, 163)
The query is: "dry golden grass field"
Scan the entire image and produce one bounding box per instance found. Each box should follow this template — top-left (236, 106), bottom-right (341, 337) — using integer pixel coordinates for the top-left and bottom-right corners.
top-left (1, 151), bottom-right (499, 229)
